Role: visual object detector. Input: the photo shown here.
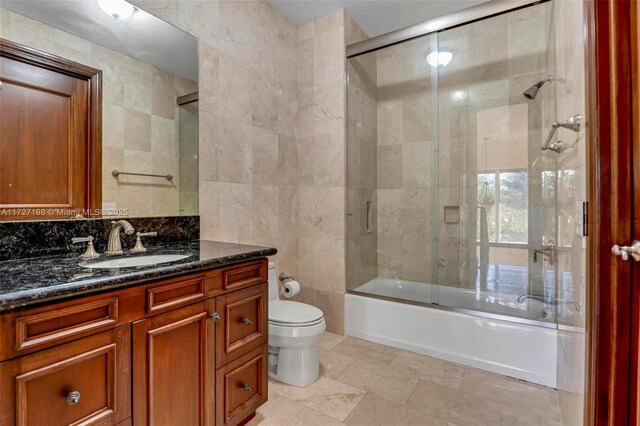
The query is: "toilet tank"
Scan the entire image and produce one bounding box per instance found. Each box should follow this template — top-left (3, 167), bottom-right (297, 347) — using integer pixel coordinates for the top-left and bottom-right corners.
top-left (268, 262), bottom-right (279, 302)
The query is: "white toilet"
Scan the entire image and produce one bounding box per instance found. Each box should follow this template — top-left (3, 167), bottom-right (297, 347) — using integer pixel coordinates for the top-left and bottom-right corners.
top-left (267, 262), bottom-right (325, 387)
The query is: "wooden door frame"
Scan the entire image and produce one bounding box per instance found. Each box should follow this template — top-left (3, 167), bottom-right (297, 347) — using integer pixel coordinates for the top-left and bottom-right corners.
top-left (584, 0), bottom-right (637, 424)
top-left (0, 38), bottom-right (102, 215)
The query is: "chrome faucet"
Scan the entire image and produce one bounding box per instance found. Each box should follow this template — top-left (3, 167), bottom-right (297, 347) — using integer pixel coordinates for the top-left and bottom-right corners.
top-left (517, 294), bottom-right (581, 312)
top-left (106, 220), bottom-right (135, 255)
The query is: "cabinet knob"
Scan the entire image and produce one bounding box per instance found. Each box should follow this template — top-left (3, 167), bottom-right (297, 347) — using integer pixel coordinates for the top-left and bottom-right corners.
top-left (66, 391), bottom-right (81, 405)
top-left (242, 383), bottom-right (252, 392)
top-left (242, 317), bottom-right (253, 325)
top-left (210, 312), bottom-right (220, 321)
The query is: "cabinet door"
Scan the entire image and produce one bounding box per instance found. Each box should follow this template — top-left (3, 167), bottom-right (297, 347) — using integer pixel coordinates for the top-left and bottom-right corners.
top-left (0, 325), bottom-right (131, 426)
top-left (133, 300), bottom-right (215, 426)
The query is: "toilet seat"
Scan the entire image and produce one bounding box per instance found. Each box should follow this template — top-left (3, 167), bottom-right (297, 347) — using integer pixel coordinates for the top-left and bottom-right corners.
top-left (269, 300), bottom-right (324, 327)
top-left (269, 317), bottom-right (325, 327)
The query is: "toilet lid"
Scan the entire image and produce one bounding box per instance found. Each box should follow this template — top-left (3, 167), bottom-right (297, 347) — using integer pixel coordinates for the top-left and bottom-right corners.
top-left (269, 301), bottom-right (324, 326)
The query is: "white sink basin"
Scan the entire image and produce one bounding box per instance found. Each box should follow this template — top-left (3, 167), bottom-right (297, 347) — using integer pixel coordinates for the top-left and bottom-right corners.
top-left (81, 254), bottom-right (190, 269)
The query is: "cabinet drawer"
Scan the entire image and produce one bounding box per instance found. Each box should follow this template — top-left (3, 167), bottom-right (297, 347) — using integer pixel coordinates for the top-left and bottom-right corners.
top-left (221, 260), bottom-right (267, 292)
top-left (0, 286), bottom-right (145, 361)
top-left (147, 274), bottom-right (207, 314)
top-left (216, 284), bottom-right (267, 367)
top-left (0, 326), bottom-right (131, 426)
top-left (216, 345), bottom-right (268, 426)
top-left (14, 297), bottom-right (119, 352)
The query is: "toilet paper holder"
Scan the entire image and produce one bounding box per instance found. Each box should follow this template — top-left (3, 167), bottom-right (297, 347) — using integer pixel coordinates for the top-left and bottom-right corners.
top-left (279, 272), bottom-right (294, 282)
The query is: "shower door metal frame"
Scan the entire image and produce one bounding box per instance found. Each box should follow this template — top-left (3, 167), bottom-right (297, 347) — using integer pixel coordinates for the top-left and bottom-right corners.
top-left (346, 0), bottom-right (544, 58)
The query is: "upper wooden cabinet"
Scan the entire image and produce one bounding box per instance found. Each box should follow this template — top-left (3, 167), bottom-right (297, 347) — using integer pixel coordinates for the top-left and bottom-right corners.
top-left (0, 40), bottom-right (101, 221)
top-left (0, 258), bottom-right (270, 426)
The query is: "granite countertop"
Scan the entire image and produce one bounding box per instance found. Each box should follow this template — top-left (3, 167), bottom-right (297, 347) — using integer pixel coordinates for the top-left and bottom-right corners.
top-left (0, 240), bottom-right (276, 313)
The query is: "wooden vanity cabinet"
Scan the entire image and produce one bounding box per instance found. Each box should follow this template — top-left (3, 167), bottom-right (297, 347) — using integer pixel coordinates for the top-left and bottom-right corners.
top-left (0, 258), bottom-right (269, 426)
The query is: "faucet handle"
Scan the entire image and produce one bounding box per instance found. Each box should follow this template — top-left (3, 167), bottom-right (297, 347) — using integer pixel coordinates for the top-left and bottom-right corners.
top-left (71, 236), bottom-right (100, 260)
top-left (131, 232), bottom-right (157, 253)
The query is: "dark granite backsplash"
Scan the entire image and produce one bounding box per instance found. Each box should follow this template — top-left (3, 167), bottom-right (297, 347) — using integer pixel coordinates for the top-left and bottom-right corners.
top-left (0, 216), bottom-right (199, 261)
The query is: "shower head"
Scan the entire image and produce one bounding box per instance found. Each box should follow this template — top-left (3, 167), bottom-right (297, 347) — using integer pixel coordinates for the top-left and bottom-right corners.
top-left (523, 75), bottom-right (553, 100)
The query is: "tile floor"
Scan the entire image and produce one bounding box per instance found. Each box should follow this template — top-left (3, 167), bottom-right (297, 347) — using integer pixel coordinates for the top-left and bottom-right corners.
top-left (248, 332), bottom-right (565, 426)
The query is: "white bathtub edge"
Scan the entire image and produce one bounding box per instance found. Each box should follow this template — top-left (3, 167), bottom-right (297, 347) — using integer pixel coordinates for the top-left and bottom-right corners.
top-left (345, 293), bottom-right (558, 388)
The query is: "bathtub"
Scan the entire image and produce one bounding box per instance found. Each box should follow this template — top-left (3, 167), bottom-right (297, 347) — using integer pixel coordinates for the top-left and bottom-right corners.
top-left (346, 277), bottom-right (558, 388)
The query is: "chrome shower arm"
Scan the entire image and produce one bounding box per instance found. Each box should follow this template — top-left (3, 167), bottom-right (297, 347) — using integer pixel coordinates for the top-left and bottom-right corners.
top-left (542, 114), bottom-right (582, 151)
top-left (542, 125), bottom-right (559, 150)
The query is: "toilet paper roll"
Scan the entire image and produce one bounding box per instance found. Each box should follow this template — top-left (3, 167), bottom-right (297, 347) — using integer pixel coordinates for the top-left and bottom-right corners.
top-left (281, 280), bottom-right (300, 298)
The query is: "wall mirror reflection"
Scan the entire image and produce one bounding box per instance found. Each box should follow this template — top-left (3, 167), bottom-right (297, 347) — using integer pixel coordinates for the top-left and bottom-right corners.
top-left (0, 0), bottom-right (199, 221)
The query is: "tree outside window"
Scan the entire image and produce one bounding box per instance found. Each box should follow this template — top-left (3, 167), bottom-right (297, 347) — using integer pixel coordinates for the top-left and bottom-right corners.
top-left (477, 171), bottom-right (528, 244)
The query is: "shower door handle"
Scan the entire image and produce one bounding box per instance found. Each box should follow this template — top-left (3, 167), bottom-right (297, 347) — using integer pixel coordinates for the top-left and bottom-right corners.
top-left (612, 240), bottom-right (640, 262)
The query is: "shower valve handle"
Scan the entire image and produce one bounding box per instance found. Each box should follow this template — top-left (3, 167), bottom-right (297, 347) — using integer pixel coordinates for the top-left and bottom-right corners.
top-left (534, 246), bottom-right (556, 265)
top-left (612, 241), bottom-right (640, 262)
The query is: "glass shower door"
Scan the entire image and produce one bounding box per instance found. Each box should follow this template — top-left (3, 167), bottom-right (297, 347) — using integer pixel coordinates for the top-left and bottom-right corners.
top-left (345, 32), bottom-right (441, 306)
top-left (434, 1), bottom-right (556, 322)
top-left (178, 100), bottom-right (199, 216)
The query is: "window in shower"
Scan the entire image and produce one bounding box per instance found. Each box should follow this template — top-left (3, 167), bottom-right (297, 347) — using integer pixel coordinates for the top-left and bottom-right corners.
top-left (498, 171), bottom-right (529, 243)
top-left (476, 171), bottom-right (528, 244)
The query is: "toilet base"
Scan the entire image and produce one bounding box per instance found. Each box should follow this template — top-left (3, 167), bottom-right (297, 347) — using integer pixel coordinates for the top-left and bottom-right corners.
top-left (268, 345), bottom-right (320, 387)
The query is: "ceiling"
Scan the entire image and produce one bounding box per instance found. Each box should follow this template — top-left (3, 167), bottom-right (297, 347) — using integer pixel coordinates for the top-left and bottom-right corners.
top-left (267, 0), bottom-right (490, 38)
top-left (2, 1), bottom-right (198, 80)
top-left (3, 0), bottom-right (491, 80)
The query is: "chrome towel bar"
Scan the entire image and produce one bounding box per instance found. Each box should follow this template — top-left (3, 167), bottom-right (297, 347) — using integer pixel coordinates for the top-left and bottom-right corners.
top-left (112, 170), bottom-right (173, 181)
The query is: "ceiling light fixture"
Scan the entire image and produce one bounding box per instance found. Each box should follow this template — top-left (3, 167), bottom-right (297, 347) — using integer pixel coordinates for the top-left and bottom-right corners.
top-left (426, 50), bottom-right (453, 67)
top-left (451, 90), bottom-right (467, 101)
top-left (96, 0), bottom-right (135, 20)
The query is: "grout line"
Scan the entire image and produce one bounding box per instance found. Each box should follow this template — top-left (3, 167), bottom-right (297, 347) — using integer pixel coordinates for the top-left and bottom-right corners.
top-left (342, 390), bottom-right (371, 424)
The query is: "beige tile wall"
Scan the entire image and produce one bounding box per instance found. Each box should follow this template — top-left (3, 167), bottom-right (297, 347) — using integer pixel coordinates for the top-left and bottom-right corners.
top-left (129, 0), bottom-right (300, 281)
top-left (128, 1), bottom-right (366, 335)
top-left (1, 7), bottom-right (197, 217)
top-left (295, 11), bottom-right (368, 334)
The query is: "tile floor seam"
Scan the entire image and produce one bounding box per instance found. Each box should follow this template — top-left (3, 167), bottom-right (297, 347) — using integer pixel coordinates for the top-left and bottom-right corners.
top-left (332, 362), bottom-right (420, 405)
top-left (456, 378), bottom-right (561, 411)
top-left (300, 396), bottom-right (351, 424)
top-left (341, 390), bottom-right (372, 424)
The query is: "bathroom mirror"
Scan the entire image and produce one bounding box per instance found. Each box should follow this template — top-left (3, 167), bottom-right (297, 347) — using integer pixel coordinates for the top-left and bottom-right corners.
top-left (0, 0), bottom-right (199, 221)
